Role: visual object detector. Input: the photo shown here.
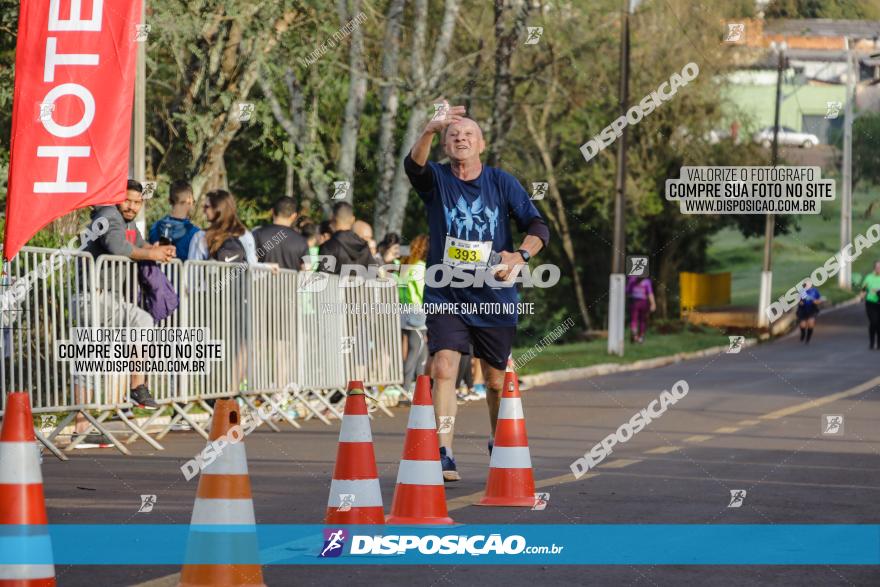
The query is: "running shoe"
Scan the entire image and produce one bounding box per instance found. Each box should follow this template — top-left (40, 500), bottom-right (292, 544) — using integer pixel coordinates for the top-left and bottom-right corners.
top-left (129, 384), bottom-right (159, 410)
top-left (472, 383), bottom-right (487, 399)
top-left (439, 447), bottom-right (460, 482)
top-left (517, 378), bottom-right (531, 391)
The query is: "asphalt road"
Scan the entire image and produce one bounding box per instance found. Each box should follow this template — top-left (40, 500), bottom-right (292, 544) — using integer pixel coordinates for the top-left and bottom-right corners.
top-left (39, 302), bottom-right (879, 586)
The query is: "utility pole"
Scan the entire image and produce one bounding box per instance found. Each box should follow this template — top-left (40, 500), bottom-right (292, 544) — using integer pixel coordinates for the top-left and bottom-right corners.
top-left (132, 2), bottom-right (147, 235)
top-left (839, 38), bottom-right (854, 290)
top-left (607, 0), bottom-right (639, 356)
top-left (758, 41), bottom-right (786, 329)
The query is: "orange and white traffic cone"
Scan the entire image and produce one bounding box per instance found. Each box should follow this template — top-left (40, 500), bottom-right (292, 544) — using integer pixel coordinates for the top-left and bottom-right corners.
top-left (0, 391), bottom-right (56, 587)
top-left (477, 372), bottom-right (536, 507)
top-left (386, 375), bottom-right (453, 525)
top-left (179, 399), bottom-right (265, 587)
top-left (325, 381), bottom-right (384, 524)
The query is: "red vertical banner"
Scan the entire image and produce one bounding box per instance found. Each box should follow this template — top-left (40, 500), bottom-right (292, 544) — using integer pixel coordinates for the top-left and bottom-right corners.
top-left (3, 0), bottom-right (143, 260)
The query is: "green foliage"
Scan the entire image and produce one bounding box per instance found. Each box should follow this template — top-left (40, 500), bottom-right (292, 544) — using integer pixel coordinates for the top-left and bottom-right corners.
top-left (852, 113), bottom-right (880, 187)
top-left (765, 0), bottom-right (880, 19)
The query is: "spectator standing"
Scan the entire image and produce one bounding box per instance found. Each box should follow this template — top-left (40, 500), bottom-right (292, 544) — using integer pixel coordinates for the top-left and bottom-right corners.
top-left (317, 202), bottom-right (376, 274)
top-left (189, 190), bottom-right (258, 263)
top-left (74, 180), bottom-right (176, 441)
top-left (399, 235), bottom-right (428, 391)
top-left (299, 222), bottom-right (320, 270)
top-left (253, 197), bottom-right (309, 270)
top-left (626, 274), bottom-right (656, 343)
top-left (378, 232), bottom-right (402, 272)
top-left (148, 180), bottom-right (200, 260)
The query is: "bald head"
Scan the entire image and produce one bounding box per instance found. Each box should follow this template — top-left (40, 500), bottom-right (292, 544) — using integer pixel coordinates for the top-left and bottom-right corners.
top-left (353, 220), bottom-right (373, 242)
top-left (442, 118), bottom-right (485, 163)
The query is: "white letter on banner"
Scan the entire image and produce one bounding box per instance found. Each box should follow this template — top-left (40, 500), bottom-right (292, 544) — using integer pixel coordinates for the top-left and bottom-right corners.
top-left (44, 38), bottom-right (99, 82)
top-left (49, 0), bottom-right (104, 32)
top-left (34, 146), bottom-right (90, 193)
top-left (40, 84), bottom-right (96, 138)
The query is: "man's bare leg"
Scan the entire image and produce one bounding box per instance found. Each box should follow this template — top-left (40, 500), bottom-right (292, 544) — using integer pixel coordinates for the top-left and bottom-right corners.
top-left (481, 360), bottom-right (505, 440)
top-left (430, 349), bottom-right (461, 479)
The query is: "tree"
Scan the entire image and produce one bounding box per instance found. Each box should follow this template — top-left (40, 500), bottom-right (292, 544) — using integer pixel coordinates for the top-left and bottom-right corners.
top-left (145, 1), bottom-right (300, 201)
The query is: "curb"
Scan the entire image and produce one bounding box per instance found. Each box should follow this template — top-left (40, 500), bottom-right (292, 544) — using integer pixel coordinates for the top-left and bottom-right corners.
top-left (520, 295), bottom-right (864, 388)
top-left (520, 338), bottom-right (758, 388)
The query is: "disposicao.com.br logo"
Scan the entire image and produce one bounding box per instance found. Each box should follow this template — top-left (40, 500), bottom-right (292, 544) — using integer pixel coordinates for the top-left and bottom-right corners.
top-left (322, 533), bottom-right (564, 557)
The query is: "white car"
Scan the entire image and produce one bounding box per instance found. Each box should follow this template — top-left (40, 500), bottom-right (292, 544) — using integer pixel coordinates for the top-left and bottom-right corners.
top-left (753, 126), bottom-right (820, 148)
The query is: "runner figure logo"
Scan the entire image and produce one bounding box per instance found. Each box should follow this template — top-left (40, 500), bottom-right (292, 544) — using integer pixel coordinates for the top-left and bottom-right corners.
top-left (822, 414), bottom-right (844, 435)
top-left (727, 336), bottom-right (745, 354)
top-left (432, 102), bottom-right (450, 122)
top-left (37, 102), bottom-right (55, 123)
top-left (319, 528), bottom-right (347, 558)
top-left (825, 101), bottom-right (842, 120)
top-left (134, 23), bottom-right (151, 42)
top-left (337, 493), bottom-right (355, 513)
top-left (437, 416), bottom-right (455, 435)
top-left (237, 102), bottom-right (255, 122)
top-left (138, 494), bottom-right (157, 513)
top-left (627, 256), bottom-right (648, 276)
top-left (332, 181), bottom-right (350, 200)
top-left (531, 182), bottom-right (548, 200)
top-left (340, 336), bottom-right (355, 354)
top-left (525, 26), bottom-right (544, 45)
top-left (532, 492), bottom-right (550, 511)
top-left (727, 489), bottom-right (746, 508)
top-left (725, 23), bottom-right (745, 42)
top-left (142, 181), bottom-right (157, 200)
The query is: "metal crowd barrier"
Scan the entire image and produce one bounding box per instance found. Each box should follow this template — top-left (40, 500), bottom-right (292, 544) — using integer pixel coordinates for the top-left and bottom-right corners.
top-left (0, 247), bottom-right (405, 458)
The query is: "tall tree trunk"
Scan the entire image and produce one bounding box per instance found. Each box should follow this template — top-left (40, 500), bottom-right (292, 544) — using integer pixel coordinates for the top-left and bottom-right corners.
top-left (522, 100), bottom-right (593, 332)
top-left (486, 0), bottom-right (529, 167)
top-left (337, 0), bottom-right (367, 198)
top-left (380, 0), bottom-right (461, 237)
top-left (373, 0), bottom-right (406, 240)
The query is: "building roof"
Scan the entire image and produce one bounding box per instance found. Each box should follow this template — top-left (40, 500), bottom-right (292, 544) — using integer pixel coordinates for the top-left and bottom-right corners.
top-left (764, 19), bottom-right (880, 39)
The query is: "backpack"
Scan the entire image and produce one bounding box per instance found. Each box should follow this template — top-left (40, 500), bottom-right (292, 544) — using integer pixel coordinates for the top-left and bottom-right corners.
top-left (212, 236), bottom-right (247, 263)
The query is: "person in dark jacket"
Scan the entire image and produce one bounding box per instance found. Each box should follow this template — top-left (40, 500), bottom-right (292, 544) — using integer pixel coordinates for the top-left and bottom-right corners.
top-left (253, 197), bottom-right (309, 270)
top-left (148, 180), bottom-right (201, 260)
top-left (317, 202), bottom-right (376, 274)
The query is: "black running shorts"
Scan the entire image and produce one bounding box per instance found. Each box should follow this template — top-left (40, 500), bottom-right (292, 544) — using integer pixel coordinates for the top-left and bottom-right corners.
top-left (426, 312), bottom-right (515, 370)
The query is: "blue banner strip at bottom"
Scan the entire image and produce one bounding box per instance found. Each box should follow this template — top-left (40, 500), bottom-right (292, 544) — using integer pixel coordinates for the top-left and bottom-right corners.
top-left (0, 525), bottom-right (878, 565)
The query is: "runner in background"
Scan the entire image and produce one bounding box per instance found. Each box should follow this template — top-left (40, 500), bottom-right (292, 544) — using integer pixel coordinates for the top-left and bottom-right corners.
top-left (399, 234), bottom-right (428, 392)
top-left (626, 274), bottom-right (656, 343)
top-left (796, 279), bottom-right (822, 344)
top-left (404, 99), bottom-right (550, 481)
top-left (860, 261), bottom-right (880, 349)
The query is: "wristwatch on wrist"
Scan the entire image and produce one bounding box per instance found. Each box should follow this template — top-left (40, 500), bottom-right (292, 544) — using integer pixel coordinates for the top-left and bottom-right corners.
top-left (517, 249), bottom-right (531, 263)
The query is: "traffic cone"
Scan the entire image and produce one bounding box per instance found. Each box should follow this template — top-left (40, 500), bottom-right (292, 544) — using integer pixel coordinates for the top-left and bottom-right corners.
top-left (386, 375), bottom-right (453, 525)
top-left (324, 381), bottom-right (384, 524)
top-left (0, 392), bottom-right (56, 587)
top-left (179, 400), bottom-right (265, 587)
top-left (477, 372), bottom-right (536, 507)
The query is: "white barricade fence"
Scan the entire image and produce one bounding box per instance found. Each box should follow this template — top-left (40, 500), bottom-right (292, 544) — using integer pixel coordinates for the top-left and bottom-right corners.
top-left (342, 274), bottom-right (403, 415)
top-left (295, 270), bottom-right (346, 422)
top-left (0, 248), bottom-right (404, 456)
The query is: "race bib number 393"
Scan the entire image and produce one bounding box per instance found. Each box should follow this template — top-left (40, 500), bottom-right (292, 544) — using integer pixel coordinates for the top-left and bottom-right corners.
top-left (443, 236), bottom-right (492, 267)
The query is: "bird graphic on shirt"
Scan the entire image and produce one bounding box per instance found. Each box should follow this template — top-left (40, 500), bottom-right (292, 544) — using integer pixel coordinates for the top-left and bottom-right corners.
top-left (485, 205), bottom-right (499, 237)
top-left (455, 195), bottom-right (484, 239)
top-left (444, 206), bottom-right (457, 234)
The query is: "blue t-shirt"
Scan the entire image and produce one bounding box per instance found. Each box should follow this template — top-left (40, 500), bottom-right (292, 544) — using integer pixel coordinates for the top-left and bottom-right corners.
top-left (800, 286), bottom-right (821, 307)
top-left (411, 160), bottom-right (543, 327)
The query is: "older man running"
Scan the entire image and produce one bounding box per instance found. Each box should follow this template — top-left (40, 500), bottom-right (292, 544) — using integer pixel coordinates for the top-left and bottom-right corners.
top-left (404, 101), bottom-right (550, 481)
